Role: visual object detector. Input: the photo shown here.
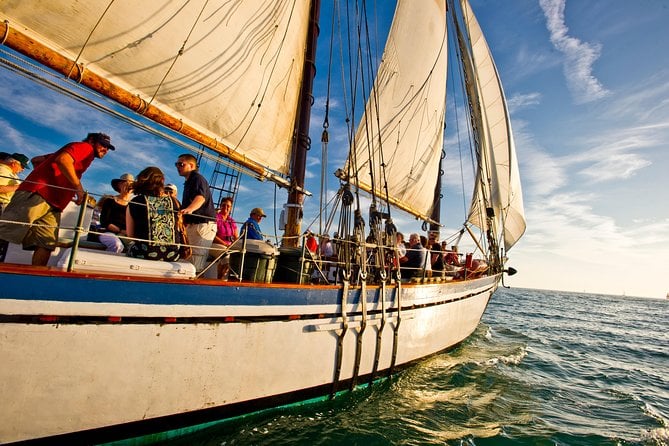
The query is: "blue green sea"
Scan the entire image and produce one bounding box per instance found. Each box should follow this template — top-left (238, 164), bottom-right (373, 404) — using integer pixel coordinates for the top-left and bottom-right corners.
top-left (167, 288), bottom-right (669, 445)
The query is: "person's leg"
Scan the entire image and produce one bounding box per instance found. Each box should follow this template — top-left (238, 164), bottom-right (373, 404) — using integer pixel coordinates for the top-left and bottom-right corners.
top-left (186, 222), bottom-right (217, 272)
top-left (99, 232), bottom-right (124, 253)
top-left (32, 247), bottom-right (52, 266)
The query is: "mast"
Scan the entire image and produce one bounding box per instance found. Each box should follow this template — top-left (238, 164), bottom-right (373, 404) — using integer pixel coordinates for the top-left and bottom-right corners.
top-left (450, 0), bottom-right (502, 270)
top-left (282, 0), bottom-right (322, 248)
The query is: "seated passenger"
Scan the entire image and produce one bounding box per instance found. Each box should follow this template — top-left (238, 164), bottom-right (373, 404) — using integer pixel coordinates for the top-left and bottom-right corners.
top-left (241, 207), bottom-right (265, 240)
top-left (98, 173), bottom-right (133, 253)
top-left (126, 167), bottom-right (182, 261)
top-left (211, 196), bottom-right (238, 279)
top-left (401, 233), bottom-right (426, 277)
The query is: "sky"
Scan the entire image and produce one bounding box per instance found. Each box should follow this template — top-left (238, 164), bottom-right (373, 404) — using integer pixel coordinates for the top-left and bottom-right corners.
top-left (0, 1), bottom-right (668, 298)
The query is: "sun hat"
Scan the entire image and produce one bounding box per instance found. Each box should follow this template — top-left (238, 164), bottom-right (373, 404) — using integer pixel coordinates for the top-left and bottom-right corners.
top-left (111, 173), bottom-right (134, 192)
top-left (250, 207), bottom-right (266, 217)
top-left (165, 183), bottom-right (178, 194)
top-left (9, 153), bottom-right (31, 169)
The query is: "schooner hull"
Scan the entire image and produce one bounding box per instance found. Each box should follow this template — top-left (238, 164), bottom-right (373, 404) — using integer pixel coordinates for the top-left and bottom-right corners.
top-left (0, 268), bottom-right (498, 444)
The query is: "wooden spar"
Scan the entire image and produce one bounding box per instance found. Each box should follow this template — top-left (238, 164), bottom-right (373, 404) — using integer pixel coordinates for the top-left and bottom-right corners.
top-left (282, 0), bottom-right (322, 247)
top-left (0, 21), bottom-right (294, 189)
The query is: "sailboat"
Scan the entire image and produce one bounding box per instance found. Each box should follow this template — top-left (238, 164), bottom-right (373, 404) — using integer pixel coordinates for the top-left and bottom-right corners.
top-left (0, 0), bottom-right (525, 443)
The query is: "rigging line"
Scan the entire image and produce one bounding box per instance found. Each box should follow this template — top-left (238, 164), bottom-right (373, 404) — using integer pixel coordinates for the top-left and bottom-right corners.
top-left (225, 0), bottom-right (305, 166)
top-left (447, 10), bottom-right (469, 220)
top-left (146, 0), bottom-right (210, 109)
top-left (358, 0), bottom-right (379, 207)
top-left (66, 0), bottom-right (115, 79)
top-left (346, 1), bottom-right (363, 211)
top-left (0, 52), bottom-right (261, 183)
top-left (320, 3), bottom-right (337, 236)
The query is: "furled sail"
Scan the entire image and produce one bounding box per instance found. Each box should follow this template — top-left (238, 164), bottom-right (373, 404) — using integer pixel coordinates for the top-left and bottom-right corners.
top-left (0, 0), bottom-right (310, 177)
top-left (344, 0), bottom-right (448, 222)
top-left (459, 0), bottom-right (526, 251)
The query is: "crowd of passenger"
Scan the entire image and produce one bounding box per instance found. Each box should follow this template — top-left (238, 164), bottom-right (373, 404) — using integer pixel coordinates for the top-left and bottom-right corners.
top-left (0, 131), bottom-right (486, 283)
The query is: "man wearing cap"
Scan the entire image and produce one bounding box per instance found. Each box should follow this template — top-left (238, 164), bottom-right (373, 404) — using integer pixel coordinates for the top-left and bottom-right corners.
top-left (0, 132), bottom-right (113, 265)
top-left (175, 153), bottom-right (216, 272)
top-left (242, 207), bottom-right (266, 240)
top-left (0, 152), bottom-right (30, 213)
top-left (0, 152), bottom-right (31, 261)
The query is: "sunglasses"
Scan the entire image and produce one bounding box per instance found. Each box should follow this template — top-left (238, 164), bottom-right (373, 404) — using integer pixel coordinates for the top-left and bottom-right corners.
top-left (175, 162), bottom-right (187, 168)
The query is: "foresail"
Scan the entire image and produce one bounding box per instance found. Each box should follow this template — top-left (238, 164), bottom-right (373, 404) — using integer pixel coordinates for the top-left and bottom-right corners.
top-left (460, 0), bottom-right (526, 251)
top-left (0, 0), bottom-right (310, 176)
top-left (345, 0), bottom-right (448, 221)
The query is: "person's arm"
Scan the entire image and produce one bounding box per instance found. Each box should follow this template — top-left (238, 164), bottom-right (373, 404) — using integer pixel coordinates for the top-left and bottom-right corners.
top-left (0, 183), bottom-right (19, 194)
top-left (125, 206), bottom-right (135, 238)
top-left (53, 151), bottom-right (85, 205)
top-left (179, 195), bottom-right (205, 214)
top-left (31, 154), bottom-right (51, 167)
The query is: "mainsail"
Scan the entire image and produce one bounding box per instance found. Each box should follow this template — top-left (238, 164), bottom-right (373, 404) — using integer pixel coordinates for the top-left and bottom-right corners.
top-left (0, 0), bottom-right (310, 178)
top-left (344, 0), bottom-right (448, 222)
top-left (457, 0), bottom-right (526, 250)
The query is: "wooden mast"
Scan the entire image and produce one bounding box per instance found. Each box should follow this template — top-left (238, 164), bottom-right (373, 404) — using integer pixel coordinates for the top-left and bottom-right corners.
top-left (282, 0), bottom-right (322, 247)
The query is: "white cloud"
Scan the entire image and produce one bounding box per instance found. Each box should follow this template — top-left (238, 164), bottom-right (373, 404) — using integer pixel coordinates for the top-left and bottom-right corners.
top-left (539, 0), bottom-right (609, 104)
top-left (507, 92), bottom-right (542, 111)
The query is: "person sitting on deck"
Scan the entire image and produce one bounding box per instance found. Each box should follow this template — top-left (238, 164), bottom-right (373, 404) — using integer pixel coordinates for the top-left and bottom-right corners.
top-left (241, 207), bottom-right (265, 240)
top-left (400, 233), bottom-right (426, 278)
top-left (126, 167), bottom-right (182, 262)
top-left (98, 173), bottom-right (133, 253)
top-left (210, 196), bottom-right (238, 279)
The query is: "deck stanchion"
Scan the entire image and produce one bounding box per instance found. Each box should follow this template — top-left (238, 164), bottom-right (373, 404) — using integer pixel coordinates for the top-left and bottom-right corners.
top-left (67, 192), bottom-right (89, 272)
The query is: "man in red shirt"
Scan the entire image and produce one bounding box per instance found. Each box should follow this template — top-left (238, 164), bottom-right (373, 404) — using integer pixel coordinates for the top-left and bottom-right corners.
top-left (0, 132), bottom-right (114, 265)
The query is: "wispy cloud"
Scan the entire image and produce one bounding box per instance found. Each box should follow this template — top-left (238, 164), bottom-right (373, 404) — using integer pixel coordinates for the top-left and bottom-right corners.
top-left (539, 0), bottom-right (609, 104)
top-left (507, 92), bottom-right (542, 112)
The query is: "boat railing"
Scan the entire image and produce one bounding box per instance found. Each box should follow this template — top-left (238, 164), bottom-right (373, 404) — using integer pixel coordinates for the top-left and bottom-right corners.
top-left (1, 189), bottom-right (490, 283)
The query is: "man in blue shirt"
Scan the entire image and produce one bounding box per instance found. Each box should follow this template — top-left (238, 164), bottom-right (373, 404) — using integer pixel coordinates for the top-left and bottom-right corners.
top-left (243, 207), bottom-right (265, 240)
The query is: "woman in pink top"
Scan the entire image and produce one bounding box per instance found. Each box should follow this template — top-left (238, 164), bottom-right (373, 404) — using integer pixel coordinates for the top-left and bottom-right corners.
top-left (212, 197), bottom-right (238, 279)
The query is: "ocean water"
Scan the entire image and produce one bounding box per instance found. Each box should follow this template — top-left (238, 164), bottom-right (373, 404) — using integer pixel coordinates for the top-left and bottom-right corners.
top-left (169, 288), bottom-right (669, 445)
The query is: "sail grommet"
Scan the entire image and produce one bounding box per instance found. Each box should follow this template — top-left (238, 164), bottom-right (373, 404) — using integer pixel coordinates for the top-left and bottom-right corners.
top-left (1, 21), bottom-right (9, 46)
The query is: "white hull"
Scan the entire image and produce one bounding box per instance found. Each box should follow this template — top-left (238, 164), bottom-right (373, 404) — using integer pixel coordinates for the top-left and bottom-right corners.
top-left (0, 271), bottom-right (497, 443)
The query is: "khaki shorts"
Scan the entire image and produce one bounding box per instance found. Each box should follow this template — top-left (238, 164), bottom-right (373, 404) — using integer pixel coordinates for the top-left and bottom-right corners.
top-left (0, 190), bottom-right (60, 251)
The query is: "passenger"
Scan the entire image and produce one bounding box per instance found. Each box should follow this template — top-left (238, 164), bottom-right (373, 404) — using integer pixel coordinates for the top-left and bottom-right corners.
top-left (242, 207), bottom-right (265, 240)
top-left (320, 233), bottom-right (334, 258)
top-left (0, 132), bottom-right (114, 265)
top-left (305, 230), bottom-right (318, 254)
top-left (126, 167), bottom-right (181, 261)
top-left (444, 245), bottom-right (461, 266)
top-left (0, 152), bottom-right (31, 261)
top-left (175, 154), bottom-right (217, 272)
top-left (430, 239), bottom-right (444, 272)
top-left (420, 235), bottom-right (432, 276)
top-left (401, 233), bottom-right (425, 277)
top-left (98, 173), bottom-right (133, 253)
top-left (211, 196), bottom-right (238, 279)
top-left (164, 183), bottom-right (180, 206)
top-left (0, 152), bottom-right (30, 213)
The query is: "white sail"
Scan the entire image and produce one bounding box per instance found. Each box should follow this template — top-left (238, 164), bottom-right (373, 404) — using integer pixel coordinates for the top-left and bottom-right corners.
top-left (344, 0), bottom-right (448, 221)
top-left (0, 0), bottom-right (310, 176)
top-left (461, 0), bottom-right (526, 250)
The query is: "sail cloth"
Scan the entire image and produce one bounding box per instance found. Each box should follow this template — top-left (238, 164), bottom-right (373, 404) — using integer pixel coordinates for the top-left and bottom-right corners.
top-left (459, 0), bottom-right (526, 251)
top-left (0, 0), bottom-right (310, 176)
top-left (345, 0), bottom-right (448, 222)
